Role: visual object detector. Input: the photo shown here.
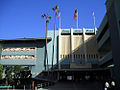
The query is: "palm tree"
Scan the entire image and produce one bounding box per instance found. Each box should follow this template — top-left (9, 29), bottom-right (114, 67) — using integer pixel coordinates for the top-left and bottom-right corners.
top-left (42, 14), bottom-right (52, 71)
top-left (0, 44), bottom-right (2, 60)
top-left (52, 5), bottom-right (60, 70)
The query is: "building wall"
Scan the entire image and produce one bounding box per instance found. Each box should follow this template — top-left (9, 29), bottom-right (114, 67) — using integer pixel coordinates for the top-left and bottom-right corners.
top-left (97, 0), bottom-right (120, 88)
top-left (58, 28), bottom-right (98, 69)
top-left (0, 41), bottom-right (47, 78)
top-left (47, 30), bottom-right (59, 69)
top-left (107, 0), bottom-right (120, 87)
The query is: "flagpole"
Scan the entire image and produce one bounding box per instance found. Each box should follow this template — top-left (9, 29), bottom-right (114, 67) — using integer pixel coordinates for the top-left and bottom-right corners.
top-left (93, 12), bottom-right (96, 29)
top-left (77, 9), bottom-right (78, 29)
top-left (59, 12), bottom-right (61, 29)
top-left (93, 12), bottom-right (97, 34)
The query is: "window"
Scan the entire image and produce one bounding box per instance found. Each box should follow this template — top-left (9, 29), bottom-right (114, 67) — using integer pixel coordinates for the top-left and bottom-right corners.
top-left (74, 54), bottom-right (76, 58)
top-left (68, 55), bottom-right (70, 58)
top-left (96, 54), bottom-right (98, 58)
top-left (63, 55), bottom-right (64, 58)
top-left (91, 55), bottom-right (93, 58)
top-left (78, 54), bottom-right (80, 58)
top-left (76, 54), bottom-right (77, 58)
top-left (1, 55), bottom-right (36, 60)
top-left (60, 55), bottom-right (62, 58)
top-left (81, 54), bottom-right (83, 58)
top-left (94, 54), bottom-right (96, 58)
top-left (2, 48), bottom-right (36, 52)
top-left (83, 54), bottom-right (85, 58)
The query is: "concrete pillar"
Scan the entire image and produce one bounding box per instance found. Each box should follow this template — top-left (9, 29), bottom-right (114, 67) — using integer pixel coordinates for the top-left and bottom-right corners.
top-left (58, 28), bottom-right (61, 69)
top-left (71, 28), bottom-right (74, 62)
top-left (83, 28), bottom-right (87, 62)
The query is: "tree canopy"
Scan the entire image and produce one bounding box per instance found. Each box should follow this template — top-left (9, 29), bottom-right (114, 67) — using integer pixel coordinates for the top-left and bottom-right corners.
top-left (0, 64), bottom-right (3, 79)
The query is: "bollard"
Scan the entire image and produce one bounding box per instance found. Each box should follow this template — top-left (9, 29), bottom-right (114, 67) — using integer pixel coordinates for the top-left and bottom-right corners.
top-left (7, 85), bottom-right (10, 90)
top-left (24, 85), bottom-right (25, 90)
top-left (35, 86), bottom-right (37, 90)
top-left (13, 85), bottom-right (15, 90)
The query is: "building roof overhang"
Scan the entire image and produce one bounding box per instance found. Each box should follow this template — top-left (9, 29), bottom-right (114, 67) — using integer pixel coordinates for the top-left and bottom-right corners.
top-left (0, 38), bottom-right (52, 43)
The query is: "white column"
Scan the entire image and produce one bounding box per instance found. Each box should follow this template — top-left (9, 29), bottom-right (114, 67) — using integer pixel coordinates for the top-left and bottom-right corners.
top-left (83, 28), bottom-right (87, 62)
top-left (71, 28), bottom-right (74, 62)
top-left (58, 28), bottom-right (61, 69)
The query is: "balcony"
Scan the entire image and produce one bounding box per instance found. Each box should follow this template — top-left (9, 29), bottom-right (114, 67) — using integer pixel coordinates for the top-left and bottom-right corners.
top-left (96, 15), bottom-right (108, 39)
top-left (1, 51), bottom-right (36, 55)
top-left (85, 29), bottom-right (95, 34)
top-left (0, 59), bottom-right (36, 65)
top-left (61, 29), bottom-right (70, 34)
top-left (98, 29), bottom-right (110, 50)
top-left (99, 51), bottom-right (112, 66)
top-left (73, 29), bottom-right (83, 34)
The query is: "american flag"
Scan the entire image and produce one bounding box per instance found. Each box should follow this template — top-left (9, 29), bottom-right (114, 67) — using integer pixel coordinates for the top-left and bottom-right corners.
top-left (74, 9), bottom-right (78, 20)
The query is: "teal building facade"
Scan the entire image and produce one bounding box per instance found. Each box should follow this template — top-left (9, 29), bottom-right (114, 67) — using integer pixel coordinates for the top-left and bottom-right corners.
top-left (0, 28), bottom-right (98, 78)
top-left (0, 38), bottom-right (51, 78)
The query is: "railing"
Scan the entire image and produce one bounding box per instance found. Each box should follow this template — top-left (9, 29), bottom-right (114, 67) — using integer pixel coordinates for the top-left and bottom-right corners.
top-left (0, 59), bottom-right (36, 65)
top-left (61, 29), bottom-right (70, 34)
top-left (73, 29), bottom-right (83, 33)
top-left (61, 29), bottom-right (95, 34)
top-left (99, 51), bottom-right (112, 65)
top-left (98, 29), bottom-right (110, 49)
top-left (85, 29), bottom-right (95, 33)
top-left (96, 15), bottom-right (108, 39)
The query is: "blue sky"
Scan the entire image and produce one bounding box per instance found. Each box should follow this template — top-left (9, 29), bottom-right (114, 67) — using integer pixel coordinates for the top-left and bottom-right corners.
top-left (0, 0), bottom-right (106, 39)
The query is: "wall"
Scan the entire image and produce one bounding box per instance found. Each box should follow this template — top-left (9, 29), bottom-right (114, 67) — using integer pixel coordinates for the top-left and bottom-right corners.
top-left (0, 40), bottom-right (47, 78)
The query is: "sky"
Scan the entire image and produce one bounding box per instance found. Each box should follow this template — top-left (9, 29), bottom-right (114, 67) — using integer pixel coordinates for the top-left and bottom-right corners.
top-left (0, 0), bottom-right (106, 39)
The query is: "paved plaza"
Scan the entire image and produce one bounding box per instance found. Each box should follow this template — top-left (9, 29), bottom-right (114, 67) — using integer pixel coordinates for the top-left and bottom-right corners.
top-left (40, 80), bottom-right (104, 90)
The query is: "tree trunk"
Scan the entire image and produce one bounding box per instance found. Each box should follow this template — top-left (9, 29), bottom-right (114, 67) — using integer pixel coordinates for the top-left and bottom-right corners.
top-left (46, 21), bottom-right (49, 80)
top-left (52, 12), bottom-right (57, 70)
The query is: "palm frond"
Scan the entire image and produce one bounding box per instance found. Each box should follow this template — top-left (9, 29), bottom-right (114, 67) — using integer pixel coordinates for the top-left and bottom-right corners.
top-left (46, 19), bottom-right (49, 23)
top-left (55, 5), bottom-right (58, 10)
top-left (52, 5), bottom-right (59, 11)
top-left (49, 16), bottom-right (52, 19)
top-left (41, 14), bottom-right (46, 18)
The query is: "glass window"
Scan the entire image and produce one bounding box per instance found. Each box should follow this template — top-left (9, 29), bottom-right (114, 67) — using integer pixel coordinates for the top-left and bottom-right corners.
top-left (60, 55), bottom-right (62, 58)
top-left (68, 55), bottom-right (69, 58)
top-left (81, 54), bottom-right (82, 58)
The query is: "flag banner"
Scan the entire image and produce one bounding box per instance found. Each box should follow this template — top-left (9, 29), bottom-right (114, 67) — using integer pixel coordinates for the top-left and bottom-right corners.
top-left (58, 13), bottom-right (60, 19)
top-left (74, 9), bottom-right (77, 20)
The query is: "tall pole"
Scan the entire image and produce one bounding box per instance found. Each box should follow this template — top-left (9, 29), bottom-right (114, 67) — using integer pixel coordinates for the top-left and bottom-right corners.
top-left (58, 28), bottom-right (61, 69)
top-left (52, 12), bottom-right (57, 70)
top-left (93, 12), bottom-right (96, 29)
top-left (46, 21), bottom-right (49, 71)
top-left (93, 12), bottom-right (97, 34)
top-left (59, 12), bottom-right (61, 29)
top-left (77, 10), bottom-right (78, 29)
